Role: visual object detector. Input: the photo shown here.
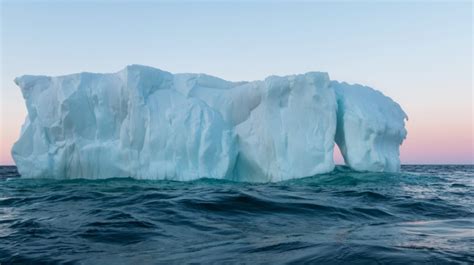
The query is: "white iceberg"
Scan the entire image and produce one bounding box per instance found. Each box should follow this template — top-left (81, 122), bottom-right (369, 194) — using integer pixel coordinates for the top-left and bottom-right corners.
top-left (12, 65), bottom-right (407, 181)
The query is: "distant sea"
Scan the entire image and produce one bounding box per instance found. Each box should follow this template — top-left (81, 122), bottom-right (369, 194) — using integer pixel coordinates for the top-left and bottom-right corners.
top-left (0, 165), bottom-right (472, 264)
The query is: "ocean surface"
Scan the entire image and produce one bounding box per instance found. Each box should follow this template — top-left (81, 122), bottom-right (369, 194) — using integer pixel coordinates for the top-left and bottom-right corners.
top-left (0, 165), bottom-right (472, 264)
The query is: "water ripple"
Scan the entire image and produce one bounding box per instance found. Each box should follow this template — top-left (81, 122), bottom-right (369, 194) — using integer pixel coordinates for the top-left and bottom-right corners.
top-left (0, 165), bottom-right (473, 264)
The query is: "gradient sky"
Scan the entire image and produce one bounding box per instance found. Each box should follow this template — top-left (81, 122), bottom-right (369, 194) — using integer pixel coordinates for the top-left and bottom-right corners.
top-left (1, 1), bottom-right (472, 165)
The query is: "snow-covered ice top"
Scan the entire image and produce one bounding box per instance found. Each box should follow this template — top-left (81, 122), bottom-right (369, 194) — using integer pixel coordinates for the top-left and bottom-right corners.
top-left (12, 65), bottom-right (407, 181)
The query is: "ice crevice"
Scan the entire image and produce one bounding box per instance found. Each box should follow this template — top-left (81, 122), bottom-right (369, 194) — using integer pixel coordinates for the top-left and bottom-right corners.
top-left (12, 65), bottom-right (407, 182)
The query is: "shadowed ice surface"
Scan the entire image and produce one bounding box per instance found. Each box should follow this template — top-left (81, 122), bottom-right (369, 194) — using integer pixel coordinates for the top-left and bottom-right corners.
top-left (0, 165), bottom-right (473, 264)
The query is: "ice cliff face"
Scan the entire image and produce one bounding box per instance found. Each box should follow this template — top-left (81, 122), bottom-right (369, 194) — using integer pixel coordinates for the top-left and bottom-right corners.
top-left (332, 82), bottom-right (407, 172)
top-left (12, 65), bottom-right (407, 181)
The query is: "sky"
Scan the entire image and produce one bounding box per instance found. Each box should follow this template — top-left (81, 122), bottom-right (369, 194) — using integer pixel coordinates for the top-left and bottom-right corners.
top-left (0, 1), bottom-right (472, 165)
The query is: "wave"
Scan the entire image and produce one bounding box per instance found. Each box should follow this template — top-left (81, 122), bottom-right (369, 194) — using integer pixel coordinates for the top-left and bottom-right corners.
top-left (1, 165), bottom-right (473, 264)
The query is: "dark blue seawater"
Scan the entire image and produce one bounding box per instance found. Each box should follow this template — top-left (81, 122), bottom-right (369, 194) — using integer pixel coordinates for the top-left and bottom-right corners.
top-left (0, 165), bottom-right (472, 264)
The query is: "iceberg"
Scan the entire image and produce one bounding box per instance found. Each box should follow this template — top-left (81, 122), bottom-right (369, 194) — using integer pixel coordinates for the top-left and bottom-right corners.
top-left (12, 65), bottom-right (407, 181)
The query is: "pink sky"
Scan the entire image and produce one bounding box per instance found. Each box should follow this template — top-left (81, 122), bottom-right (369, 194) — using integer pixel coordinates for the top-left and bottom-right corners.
top-left (1, 1), bottom-right (472, 166)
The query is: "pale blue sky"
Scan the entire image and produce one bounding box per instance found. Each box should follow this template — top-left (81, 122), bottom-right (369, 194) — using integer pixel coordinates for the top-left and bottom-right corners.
top-left (1, 1), bottom-right (472, 164)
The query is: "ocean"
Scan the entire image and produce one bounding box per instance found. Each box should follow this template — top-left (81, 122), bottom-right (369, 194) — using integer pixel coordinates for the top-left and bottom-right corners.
top-left (0, 165), bottom-right (472, 264)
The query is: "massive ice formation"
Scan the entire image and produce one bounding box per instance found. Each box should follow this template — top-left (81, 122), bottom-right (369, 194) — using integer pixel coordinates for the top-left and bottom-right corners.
top-left (174, 72), bottom-right (337, 182)
top-left (12, 65), bottom-right (407, 181)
